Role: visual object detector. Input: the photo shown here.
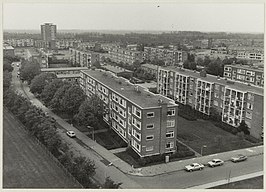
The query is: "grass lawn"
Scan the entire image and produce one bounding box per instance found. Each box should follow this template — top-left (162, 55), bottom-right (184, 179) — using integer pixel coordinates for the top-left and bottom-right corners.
top-left (115, 141), bottom-right (195, 168)
top-left (212, 176), bottom-right (263, 189)
top-left (94, 129), bottom-right (127, 150)
top-left (177, 116), bottom-right (255, 155)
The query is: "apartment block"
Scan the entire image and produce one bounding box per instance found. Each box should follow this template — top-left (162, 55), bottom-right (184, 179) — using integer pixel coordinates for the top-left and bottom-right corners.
top-left (41, 67), bottom-right (87, 82)
top-left (108, 47), bottom-right (143, 65)
top-left (158, 66), bottom-right (263, 139)
top-left (143, 47), bottom-right (187, 66)
top-left (69, 48), bottom-right (100, 67)
top-left (4, 39), bottom-right (34, 47)
top-left (3, 44), bottom-right (15, 57)
top-left (79, 69), bottom-right (178, 157)
top-left (56, 39), bottom-right (81, 49)
top-left (141, 64), bottom-right (159, 79)
top-left (236, 51), bottom-right (264, 61)
top-left (224, 64), bottom-right (264, 87)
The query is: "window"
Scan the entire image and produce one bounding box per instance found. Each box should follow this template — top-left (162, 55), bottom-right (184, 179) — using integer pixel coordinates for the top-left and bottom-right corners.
top-left (167, 120), bottom-right (175, 127)
top-left (166, 131), bottom-right (174, 138)
top-left (167, 109), bottom-right (175, 116)
top-left (146, 135), bottom-right (154, 141)
top-left (133, 129), bottom-right (141, 141)
top-left (247, 102), bottom-right (253, 110)
top-left (165, 141), bottom-right (174, 149)
top-left (132, 106), bottom-right (141, 118)
top-left (247, 93), bottom-right (254, 101)
top-left (214, 100), bottom-right (218, 106)
top-left (246, 111), bottom-right (252, 119)
top-left (214, 92), bottom-right (219, 98)
top-left (146, 146), bottom-right (154, 152)
top-left (132, 139), bottom-right (140, 152)
top-left (215, 84), bottom-right (220, 90)
top-left (147, 112), bottom-right (154, 118)
top-left (132, 117), bottom-right (141, 130)
top-left (146, 124), bottom-right (154, 129)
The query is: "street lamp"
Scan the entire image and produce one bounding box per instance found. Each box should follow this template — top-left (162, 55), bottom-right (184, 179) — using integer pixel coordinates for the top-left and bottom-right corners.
top-left (87, 125), bottom-right (95, 141)
top-left (200, 145), bottom-right (207, 156)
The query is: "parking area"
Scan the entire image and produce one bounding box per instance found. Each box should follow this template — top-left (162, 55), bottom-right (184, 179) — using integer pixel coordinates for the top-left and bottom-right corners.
top-left (177, 116), bottom-right (254, 155)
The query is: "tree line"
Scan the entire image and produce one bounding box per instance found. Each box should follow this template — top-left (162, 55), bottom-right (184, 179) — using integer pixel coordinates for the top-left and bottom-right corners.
top-left (3, 56), bottom-right (121, 188)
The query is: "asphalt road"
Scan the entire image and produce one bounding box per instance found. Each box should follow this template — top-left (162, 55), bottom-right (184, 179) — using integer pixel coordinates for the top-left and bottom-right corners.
top-left (3, 109), bottom-right (81, 188)
top-left (128, 154), bottom-right (263, 189)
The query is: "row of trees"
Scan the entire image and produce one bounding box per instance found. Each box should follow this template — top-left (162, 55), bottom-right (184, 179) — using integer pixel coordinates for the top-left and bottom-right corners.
top-left (183, 55), bottom-right (250, 77)
top-left (3, 56), bottom-right (120, 188)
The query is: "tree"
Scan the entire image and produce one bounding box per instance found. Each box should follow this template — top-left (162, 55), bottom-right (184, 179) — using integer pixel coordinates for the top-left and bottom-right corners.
top-left (41, 79), bottom-right (65, 105)
top-left (237, 121), bottom-right (250, 135)
top-left (3, 58), bottom-right (14, 72)
top-left (30, 73), bottom-right (56, 95)
top-left (49, 82), bottom-right (72, 111)
top-left (61, 84), bottom-right (86, 117)
top-left (20, 59), bottom-right (41, 84)
top-left (103, 177), bottom-right (122, 189)
top-left (3, 71), bottom-right (12, 92)
top-left (196, 57), bottom-right (204, 66)
top-left (74, 95), bottom-right (105, 127)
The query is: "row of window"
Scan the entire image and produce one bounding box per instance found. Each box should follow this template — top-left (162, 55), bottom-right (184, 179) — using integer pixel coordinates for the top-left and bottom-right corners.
top-left (98, 83), bottom-right (108, 96)
top-left (111, 111), bottom-right (126, 128)
top-left (112, 93), bottom-right (127, 108)
top-left (111, 102), bottom-right (126, 118)
top-left (112, 120), bottom-right (126, 138)
top-left (87, 77), bottom-right (95, 86)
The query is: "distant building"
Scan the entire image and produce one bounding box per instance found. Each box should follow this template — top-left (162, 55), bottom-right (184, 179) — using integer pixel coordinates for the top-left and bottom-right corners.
top-left (40, 23), bottom-right (57, 49)
top-left (210, 47), bottom-right (228, 55)
top-left (102, 64), bottom-right (133, 77)
top-left (157, 66), bottom-right (263, 139)
top-left (4, 39), bottom-right (34, 47)
top-left (108, 47), bottom-right (143, 65)
top-left (41, 67), bottom-right (88, 82)
top-left (224, 64), bottom-right (264, 87)
top-left (55, 39), bottom-right (81, 49)
top-left (141, 64), bottom-right (159, 79)
top-left (69, 47), bottom-right (100, 67)
top-left (126, 44), bottom-right (138, 51)
top-left (79, 69), bottom-right (178, 157)
top-left (236, 51), bottom-right (264, 62)
top-left (143, 47), bottom-right (187, 66)
top-left (3, 44), bottom-right (15, 57)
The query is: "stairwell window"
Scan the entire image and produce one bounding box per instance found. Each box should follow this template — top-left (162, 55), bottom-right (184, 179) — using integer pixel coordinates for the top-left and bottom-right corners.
top-left (167, 109), bottom-right (175, 116)
top-left (165, 141), bottom-right (174, 149)
top-left (147, 112), bottom-right (154, 118)
top-left (166, 131), bottom-right (174, 138)
top-left (167, 120), bottom-right (175, 127)
top-left (146, 135), bottom-right (154, 141)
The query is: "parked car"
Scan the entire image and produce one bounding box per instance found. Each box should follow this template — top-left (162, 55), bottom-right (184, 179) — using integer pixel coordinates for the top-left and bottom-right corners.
top-left (66, 131), bottom-right (76, 138)
top-left (208, 159), bottom-right (224, 167)
top-left (231, 154), bottom-right (247, 163)
top-left (185, 163), bottom-right (204, 172)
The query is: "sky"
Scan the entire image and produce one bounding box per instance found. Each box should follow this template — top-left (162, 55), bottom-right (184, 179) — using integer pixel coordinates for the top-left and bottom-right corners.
top-left (3, 3), bottom-right (265, 33)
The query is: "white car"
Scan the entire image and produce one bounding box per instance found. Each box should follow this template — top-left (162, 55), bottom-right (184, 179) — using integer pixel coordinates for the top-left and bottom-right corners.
top-left (66, 131), bottom-right (76, 138)
top-left (231, 154), bottom-right (247, 163)
top-left (185, 163), bottom-right (204, 172)
top-left (208, 159), bottom-right (224, 167)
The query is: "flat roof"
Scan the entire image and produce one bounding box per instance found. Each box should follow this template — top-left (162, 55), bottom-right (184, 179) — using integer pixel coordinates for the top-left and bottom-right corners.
top-left (160, 66), bottom-right (264, 96)
top-left (81, 69), bottom-right (177, 108)
top-left (41, 67), bottom-right (88, 72)
top-left (3, 45), bottom-right (14, 50)
top-left (225, 64), bottom-right (264, 72)
top-left (141, 64), bottom-right (159, 70)
top-left (57, 74), bottom-right (80, 78)
top-left (102, 64), bottom-right (133, 74)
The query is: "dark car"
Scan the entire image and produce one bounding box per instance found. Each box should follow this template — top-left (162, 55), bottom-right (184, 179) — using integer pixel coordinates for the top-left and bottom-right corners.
top-left (231, 154), bottom-right (247, 163)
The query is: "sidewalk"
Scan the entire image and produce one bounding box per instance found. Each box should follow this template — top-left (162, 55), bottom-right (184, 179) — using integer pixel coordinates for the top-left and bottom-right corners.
top-left (20, 81), bottom-right (263, 178)
top-left (189, 171), bottom-right (263, 189)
